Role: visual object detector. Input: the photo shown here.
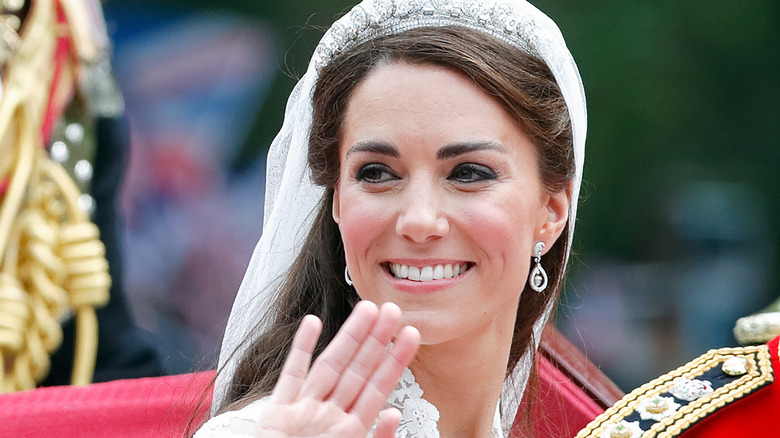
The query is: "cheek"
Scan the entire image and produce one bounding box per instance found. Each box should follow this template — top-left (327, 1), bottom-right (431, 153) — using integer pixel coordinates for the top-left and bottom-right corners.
top-left (337, 193), bottom-right (392, 259)
top-left (459, 199), bottom-right (536, 269)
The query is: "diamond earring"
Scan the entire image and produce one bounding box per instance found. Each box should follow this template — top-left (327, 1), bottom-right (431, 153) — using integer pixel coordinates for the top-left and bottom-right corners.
top-left (529, 241), bottom-right (548, 293)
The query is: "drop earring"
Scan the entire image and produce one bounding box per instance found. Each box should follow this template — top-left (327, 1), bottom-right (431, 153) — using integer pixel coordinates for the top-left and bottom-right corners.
top-left (529, 241), bottom-right (548, 293)
top-left (344, 265), bottom-right (353, 286)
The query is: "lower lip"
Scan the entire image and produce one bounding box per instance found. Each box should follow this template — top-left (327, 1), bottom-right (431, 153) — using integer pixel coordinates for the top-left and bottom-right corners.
top-left (382, 267), bottom-right (469, 293)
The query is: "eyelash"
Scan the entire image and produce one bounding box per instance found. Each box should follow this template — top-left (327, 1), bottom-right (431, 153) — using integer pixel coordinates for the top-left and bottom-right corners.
top-left (355, 163), bottom-right (398, 183)
top-left (355, 162), bottom-right (497, 185)
top-left (447, 163), bottom-right (497, 183)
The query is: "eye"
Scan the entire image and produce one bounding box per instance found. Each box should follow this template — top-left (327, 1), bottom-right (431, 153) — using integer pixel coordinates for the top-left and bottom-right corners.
top-left (355, 163), bottom-right (398, 183)
top-left (448, 163), bottom-right (497, 183)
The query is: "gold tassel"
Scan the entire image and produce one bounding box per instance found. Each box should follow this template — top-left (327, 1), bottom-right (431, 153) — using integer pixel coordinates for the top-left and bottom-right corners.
top-left (0, 0), bottom-right (110, 392)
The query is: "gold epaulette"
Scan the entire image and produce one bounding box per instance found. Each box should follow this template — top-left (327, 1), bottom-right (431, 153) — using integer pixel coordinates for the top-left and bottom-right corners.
top-left (576, 344), bottom-right (774, 438)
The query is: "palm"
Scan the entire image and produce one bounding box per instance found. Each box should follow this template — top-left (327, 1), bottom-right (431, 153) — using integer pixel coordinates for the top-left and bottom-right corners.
top-left (257, 399), bottom-right (376, 437)
top-left (256, 302), bottom-right (419, 438)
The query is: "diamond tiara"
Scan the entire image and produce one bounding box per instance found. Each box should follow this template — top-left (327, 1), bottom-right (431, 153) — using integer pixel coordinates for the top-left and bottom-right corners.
top-left (313, 0), bottom-right (563, 71)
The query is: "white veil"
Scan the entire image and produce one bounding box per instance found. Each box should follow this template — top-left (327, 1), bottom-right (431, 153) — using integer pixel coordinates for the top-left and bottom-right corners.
top-left (214, 0), bottom-right (587, 431)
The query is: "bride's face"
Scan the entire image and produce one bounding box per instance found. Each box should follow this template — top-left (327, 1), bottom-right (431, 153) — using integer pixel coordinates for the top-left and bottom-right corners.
top-left (333, 61), bottom-right (569, 345)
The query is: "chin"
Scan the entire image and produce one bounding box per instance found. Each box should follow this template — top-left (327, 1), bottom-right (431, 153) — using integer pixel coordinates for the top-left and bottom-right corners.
top-left (399, 312), bottom-right (462, 346)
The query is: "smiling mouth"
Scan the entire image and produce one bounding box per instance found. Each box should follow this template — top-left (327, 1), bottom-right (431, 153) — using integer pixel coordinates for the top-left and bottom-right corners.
top-left (386, 262), bottom-right (473, 282)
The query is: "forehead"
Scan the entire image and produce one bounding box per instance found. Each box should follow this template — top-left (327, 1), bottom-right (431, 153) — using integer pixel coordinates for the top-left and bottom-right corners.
top-left (341, 61), bottom-right (527, 149)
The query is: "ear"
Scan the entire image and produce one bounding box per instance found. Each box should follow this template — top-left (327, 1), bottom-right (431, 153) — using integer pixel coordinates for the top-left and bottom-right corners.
top-left (534, 185), bottom-right (570, 253)
top-left (332, 188), bottom-right (341, 224)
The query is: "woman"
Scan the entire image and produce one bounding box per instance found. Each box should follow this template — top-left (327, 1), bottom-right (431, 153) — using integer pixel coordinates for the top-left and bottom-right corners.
top-left (197, 0), bottom-right (586, 436)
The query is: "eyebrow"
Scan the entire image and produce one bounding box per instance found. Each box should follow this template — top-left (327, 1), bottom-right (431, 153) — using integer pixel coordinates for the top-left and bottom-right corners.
top-left (345, 140), bottom-right (506, 159)
top-left (346, 141), bottom-right (399, 158)
top-left (436, 141), bottom-right (506, 159)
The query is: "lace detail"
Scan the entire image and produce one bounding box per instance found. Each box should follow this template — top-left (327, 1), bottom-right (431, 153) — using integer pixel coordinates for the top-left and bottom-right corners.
top-left (377, 368), bottom-right (504, 438)
top-left (385, 368), bottom-right (441, 437)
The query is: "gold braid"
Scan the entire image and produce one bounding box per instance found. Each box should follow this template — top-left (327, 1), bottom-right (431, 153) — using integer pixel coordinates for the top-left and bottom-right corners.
top-left (0, 0), bottom-right (110, 392)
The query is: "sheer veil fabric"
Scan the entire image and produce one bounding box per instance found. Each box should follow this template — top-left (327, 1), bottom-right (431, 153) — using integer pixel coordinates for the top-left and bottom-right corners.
top-left (213, 0), bottom-right (586, 433)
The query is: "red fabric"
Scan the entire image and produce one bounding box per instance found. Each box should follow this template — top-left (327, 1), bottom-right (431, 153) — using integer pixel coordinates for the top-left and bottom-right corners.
top-left (0, 371), bottom-right (214, 438)
top-left (512, 355), bottom-right (605, 438)
top-left (0, 355), bottom-right (604, 436)
top-left (678, 335), bottom-right (780, 438)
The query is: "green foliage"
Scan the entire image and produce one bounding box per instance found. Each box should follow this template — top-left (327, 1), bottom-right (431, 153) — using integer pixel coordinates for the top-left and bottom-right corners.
top-left (537, 0), bottom-right (779, 281)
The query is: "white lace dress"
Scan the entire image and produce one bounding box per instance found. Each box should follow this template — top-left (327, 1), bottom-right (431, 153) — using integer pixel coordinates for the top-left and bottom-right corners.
top-left (195, 369), bottom-right (503, 437)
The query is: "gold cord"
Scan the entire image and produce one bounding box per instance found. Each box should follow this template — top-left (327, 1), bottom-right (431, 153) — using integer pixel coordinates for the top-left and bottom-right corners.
top-left (0, 0), bottom-right (110, 392)
top-left (575, 345), bottom-right (773, 438)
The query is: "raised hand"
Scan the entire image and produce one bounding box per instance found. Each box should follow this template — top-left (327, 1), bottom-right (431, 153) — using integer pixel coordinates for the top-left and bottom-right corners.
top-left (256, 301), bottom-right (420, 437)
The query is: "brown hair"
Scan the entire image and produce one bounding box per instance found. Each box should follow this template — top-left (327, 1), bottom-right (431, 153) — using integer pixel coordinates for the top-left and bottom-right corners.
top-left (216, 25), bottom-right (574, 414)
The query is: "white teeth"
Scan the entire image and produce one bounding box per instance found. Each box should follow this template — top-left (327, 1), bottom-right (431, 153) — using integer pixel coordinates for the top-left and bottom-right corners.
top-left (432, 265), bottom-right (444, 280)
top-left (390, 262), bottom-right (470, 282)
top-left (408, 266), bottom-right (421, 281)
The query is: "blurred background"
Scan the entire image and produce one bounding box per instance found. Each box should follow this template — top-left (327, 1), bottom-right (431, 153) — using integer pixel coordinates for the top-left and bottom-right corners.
top-left (101, 0), bottom-right (779, 391)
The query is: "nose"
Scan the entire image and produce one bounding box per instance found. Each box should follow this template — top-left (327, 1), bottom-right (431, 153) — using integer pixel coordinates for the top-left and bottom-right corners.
top-left (395, 182), bottom-right (450, 243)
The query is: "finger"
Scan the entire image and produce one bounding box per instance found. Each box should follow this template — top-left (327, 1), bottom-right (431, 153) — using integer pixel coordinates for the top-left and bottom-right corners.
top-left (300, 300), bottom-right (379, 399)
top-left (328, 302), bottom-right (402, 409)
top-left (271, 314), bottom-right (322, 404)
top-left (374, 408), bottom-right (402, 438)
top-left (352, 325), bottom-right (421, 428)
